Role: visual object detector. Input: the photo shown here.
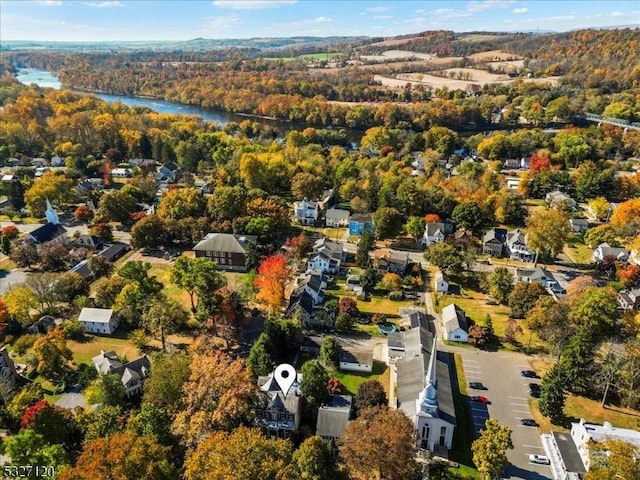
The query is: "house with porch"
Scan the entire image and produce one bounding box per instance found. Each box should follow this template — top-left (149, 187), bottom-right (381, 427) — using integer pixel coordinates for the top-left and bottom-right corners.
top-left (506, 229), bottom-right (535, 262)
top-left (92, 350), bottom-right (151, 397)
top-left (482, 228), bottom-right (507, 257)
top-left (348, 214), bottom-right (374, 236)
top-left (618, 288), bottom-right (640, 310)
top-left (255, 367), bottom-right (302, 438)
top-left (422, 222), bottom-right (446, 247)
top-left (373, 249), bottom-right (409, 275)
top-left (515, 267), bottom-right (564, 293)
top-left (293, 199), bottom-right (319, 226)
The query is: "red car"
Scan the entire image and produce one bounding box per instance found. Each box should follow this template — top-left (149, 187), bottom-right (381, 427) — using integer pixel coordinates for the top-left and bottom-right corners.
top-left (470, 395), bottom-right (491, 404)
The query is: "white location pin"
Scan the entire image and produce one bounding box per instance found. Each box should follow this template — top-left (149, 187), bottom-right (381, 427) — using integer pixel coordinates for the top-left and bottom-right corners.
top-left (274, 363), bottom-right (297, 396)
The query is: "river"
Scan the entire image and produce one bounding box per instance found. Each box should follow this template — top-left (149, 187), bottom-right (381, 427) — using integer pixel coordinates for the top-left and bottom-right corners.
top-left (15, 68), bottom-right (284, 127)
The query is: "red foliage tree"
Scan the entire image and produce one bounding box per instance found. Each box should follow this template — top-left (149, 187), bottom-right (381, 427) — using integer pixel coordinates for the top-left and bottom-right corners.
top-left (338, 297), bottom-right (359, 317)
top-left (20, 400), bottom-right (72, 445)
top-left (129, 211), bottom-right (146, 223)
top-left (254, 255), bottom-right (289, 313)
top-left (284, 234), bottom-right (312, 264)
top-left (1, 225), bottom-right (19, 240)
top-left (529, 154), bottom-right (551, 173)
top-left (0, 299), bottom-right (8, 335)
top-left (327, 377), bottom-right (342, 395)
top-left (424, 213), bottom-right (441, 223)
top-left (73, 204), bottom-right (94, 223)
top-left (618, 264), bottom-right (640, 288)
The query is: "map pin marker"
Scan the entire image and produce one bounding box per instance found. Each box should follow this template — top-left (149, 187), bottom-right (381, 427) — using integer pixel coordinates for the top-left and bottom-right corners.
top-left (274, 363), bottom-right (297, 396)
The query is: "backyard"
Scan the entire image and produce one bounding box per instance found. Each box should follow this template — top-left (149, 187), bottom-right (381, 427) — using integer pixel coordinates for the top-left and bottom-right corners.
top-left (330, 360), bottom-right (389, 397)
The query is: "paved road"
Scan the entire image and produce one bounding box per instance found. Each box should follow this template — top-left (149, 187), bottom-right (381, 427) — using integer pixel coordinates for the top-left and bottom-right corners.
top-left (0, 268), bottom-right (28, 295)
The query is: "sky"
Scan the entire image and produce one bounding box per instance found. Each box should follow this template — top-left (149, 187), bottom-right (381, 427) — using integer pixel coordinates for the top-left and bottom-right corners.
top-left (1, 0), bottom-right (639, 42)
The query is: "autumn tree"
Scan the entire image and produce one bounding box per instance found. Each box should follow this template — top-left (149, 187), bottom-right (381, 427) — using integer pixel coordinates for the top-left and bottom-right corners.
top-left (9, 238), bottom-right (39, 268)
top-left (587, 196), bottom-right (611, 220)
top-left (355, 229), bottom-right (375, 268)
top-left (611, 198), bottom-right (640, 237)
top-left (20, 400), bottom-right (76, 448)
top-left (586, 439), bottom-right (640, 480)
top-left (405, 216), bottom-right (426, 247)
top-left (142, 296), bottom-right (188, 351)
top-left (372, 207), bottom-right (403, 240)
top-left (58, 431), bottom-right (176, 480)
top-left (291, 172), bottom-right (324, 201)
top-left (355, 380), bottom-right (388, 413)
top-left (283, 234), bottom-right (312, 267)
top-left (97, 190), bottom-right (138, 225)
top-left (340, 407), bottom-right (418, 480)
top-left (570, 286), bottom-right (619, 343)
top-left (157, 187), bottom-right (206, 220)
top-left (566, 275), bottom-right (597, 305)
top-left (508, 282), bottom-right (548, 319)
top-left (24, 172), bottom-right (74, 217)
top-left (170, 256), bottom-right (225, 312)
top-left (142, 353), bottom-right (191, 415)
top-left (172, 349), bottom-right (256, 445)
top-left (254, 255), bottom-right (289, 313)
top-left (0, 299), bottom-right (8, 335)
top-left (184, 427), bottom-right (293, 480)
top-left (93, 275), bottom-right (127, 309)
top-left (471, 419), bottom-right (513, 480)
top-left (290, 435), bottom-right (339, 480)
top-left (86, 373), bottom-right (127, 407)
top-left (526, 209), bottom-right (570, 260)
top-left (380, 272), bottom-right (402, 292)
top-left (2, 429), bottom-right (67, 474)
top-left (73, 203), bottom-right (93, 223)
top-left (468, 325), bottom-right (492, 348)
top-left (130, 214), bottom-right (168, 249)
top-left (39, 242), bottom-right (70, 272)
top-left (487, 267), bottom-right (513, 304)
top-left (424, 242), bottom-right (463, 275)
top-left (207, 185), bottom-right (246, 223)
top-left (526, 297), bottom-right (571, 354)
top-left (32, 328), bottom-right (72, 381)
top-left (90, 222), bottom-right (114, 243)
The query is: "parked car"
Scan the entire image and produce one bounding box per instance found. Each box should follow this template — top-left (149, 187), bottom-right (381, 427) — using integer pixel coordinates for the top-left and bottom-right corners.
top-left (470, 395), bottom-right (491, 404)
top-left (521, 370), bottom-right (539, 378)
top-left (528, 454), bottom-right (550, 465)
top-left (468, 382), bottom-right (486, 390)
top-left (520, 419), bottom-right (538, 427)
top-left (529, 383), bottom-right (541, 398)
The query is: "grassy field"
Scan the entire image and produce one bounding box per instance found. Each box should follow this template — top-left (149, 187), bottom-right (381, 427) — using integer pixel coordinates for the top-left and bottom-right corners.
top-left (356, 295), bottom-right (416, 317)
top-left (330, 360), bottom-right (388, 396)
top-left (68, 335), bottom-right (139, 366)
top-left (435, 290), bottom-right (545, 352)
top-left (146, 262), bottom-right (192, 310)
top-left (322, 227), bottom-right (346, 240)
top-left (564, 234), bottom-right (594, 266)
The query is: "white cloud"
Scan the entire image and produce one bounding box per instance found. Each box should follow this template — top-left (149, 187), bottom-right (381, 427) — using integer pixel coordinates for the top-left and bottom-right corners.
top-left (512, 7), bottom-right (528, 14)
top-left (610, 11), bottom-right (624, 17)
top-left (372, 15), bottom-right (393, 20)
top-left (213, 0), bottom-right (297, 9)
top-left (363, 6), bottom-right (394, 13)
top-left (201, 14), bottom-right (240, 30)
top-left (34, 0), bottom-right (63, 5)
top-left (467, 0), bottom-right (516, 13)
top-left (83, 1), bottom-right (124, 7)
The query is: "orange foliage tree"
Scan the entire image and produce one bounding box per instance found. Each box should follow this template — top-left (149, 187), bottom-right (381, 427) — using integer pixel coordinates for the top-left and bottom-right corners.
top-left (611, 198), bottom-right (640, 236)
top-left (424, 213), bottom-right (441, 223)
top-left (618, 264), bottom-right (640, 289)
top-left (254, 255), bottom-right (289, 313)
top-left (528, 153), bottom-right (551, 173)
top-left (0, 298), bottom-right (8, 335)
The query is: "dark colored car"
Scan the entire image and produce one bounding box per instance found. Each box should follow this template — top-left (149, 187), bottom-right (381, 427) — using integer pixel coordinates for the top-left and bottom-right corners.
top-left (468, 382), bottom-right (486, 390)
top-left (529, 383), bottom-right (541, 397)
top-left (521, 370), bottom-right (539, 378)
top-left (470, 395), bottom-right (491, 404)
top-left (521, 418), bottom-right (539, 427)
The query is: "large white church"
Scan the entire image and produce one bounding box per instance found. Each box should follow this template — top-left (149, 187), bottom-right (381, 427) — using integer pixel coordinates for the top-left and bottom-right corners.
top-left (28, 199), bottom-right (68, 246)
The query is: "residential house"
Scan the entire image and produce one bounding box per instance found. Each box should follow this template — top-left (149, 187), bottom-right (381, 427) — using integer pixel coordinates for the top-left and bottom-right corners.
top-left (482, 228), bottom-right (507, 257)
top-left (92, 350), bottom-right (151, 397)
top-left (373, 249), bottom-right (409, 275)
top-left (441, 304), bottom-right (468, 343)
top-left (592, 242), bottom-right (628, 263)
top-left (317, 189), bottom-right (335, 211)
top-left (546, 190), bottom-right (577, 210)
top-left (339, 347), bottom-right (373, 373)
top-left (255, 367), bottom-right (302, 438)
top-left (348, 214), bottom-right (374, 236)
top-left (286, 291), bottom-right (315, 326)
top-left (0, 347), bottom-right (18, 386)
top-left (293, 198), bottom-right (319, 226)
top-left (299, 336), bottom-right (322, 355)
top-left (316, 395), bottom-right (353, 442)
top-left (156, 162), bottom-right (180, 183)
top-left (78, 308), bottom-right (119, 335)
top-left (308, 238), bottom-right (343, 274)
top-left (28, 199), bottom-right (67, 247)
top-left (506, 229), bottom-right (535, 262)
top-left (515, 267), bottom-right (563, 293)
top-left (570, 419), bottom-right (640, 471)
top-left (292, 270), bottom-right (327, 306)
top-left (325, 208), bottom-right (350, 227)
top-left (73, 234), bottom-right (104, 250)
top-left (569, 218), bottom-right (590, 233)
top-left (193, 233), bottom-right (257, 272)
top-left (110, 167), bottom-right (132, 178)
top-left (27, 315), bottom-right (57, 335)
top-left (506, 176), bottom-right (521, 191)
top-left (504, 158), bottom-right (520, 169)
top-left (129, 158), bottom-right (156, 169)
top-left (618, 288), bottom-right (640, 310)
top-left (388, 313), bottom-right (456, 453)
top-left (346, 274), bottom-right (362, 292)
top-left (422, 222), bottom-right (446, 247)
top-left (50, 156), bottom-right (64, 167)
top-left (96, 242), bottom-right (129, 263)
top-left (433, 270), bottom-right (448, 293)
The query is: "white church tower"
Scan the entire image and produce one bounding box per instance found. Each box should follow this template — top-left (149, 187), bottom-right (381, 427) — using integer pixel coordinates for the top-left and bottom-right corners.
top-left (45, 198), bottom-right (60, 225)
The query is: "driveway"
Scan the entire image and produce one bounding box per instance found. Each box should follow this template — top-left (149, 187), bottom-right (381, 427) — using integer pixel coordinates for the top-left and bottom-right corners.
top-left (0, 268), bottom-right (28, 295)
top-left (456, 349), bottom-right (553, 480)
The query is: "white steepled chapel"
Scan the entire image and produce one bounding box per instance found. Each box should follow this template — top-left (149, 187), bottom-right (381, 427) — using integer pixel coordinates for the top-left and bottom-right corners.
top-left (45, 198), bottom-right (60, 225)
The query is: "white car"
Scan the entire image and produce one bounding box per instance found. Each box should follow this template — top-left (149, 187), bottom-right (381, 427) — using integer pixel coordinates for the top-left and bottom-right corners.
top-left (528, 454), bottom-right (550, 465)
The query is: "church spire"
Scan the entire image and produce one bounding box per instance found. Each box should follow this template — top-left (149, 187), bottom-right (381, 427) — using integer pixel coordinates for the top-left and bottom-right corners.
top-left (45, 198), bottom-right (59, 225)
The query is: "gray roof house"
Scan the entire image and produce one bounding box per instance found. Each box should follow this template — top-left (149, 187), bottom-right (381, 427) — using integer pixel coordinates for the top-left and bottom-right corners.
top-left (92, 350), bottom-right (151, 397)
top-left (441, 304), bottom-right (468, 343)
top-left (256, 368), bottom-right (302, 438)
top-left (193, 233), bottom-right (257, 272)
top-left (592, 242), bottom-right (629, 263)
top-left (325, 208), bottom-right (350, 227)
top-left (482, 228), bottom-right (507, 256)
top-left (618, 288), bottom-right (640, 310)
top-left (422, 222), bottom-right (446, 247)
top-left (546, 190), bottom-right (576, 210)
top-left (515, 267), bottom-right (564, 293)
top-left (316, 395), bottom-right (353, 442)
top-left (388, 310), bottom-right (456, 454)
top-left (569, 218), bottom-right (590, 233)
top-left (78, 308), bottom-right (119, 335)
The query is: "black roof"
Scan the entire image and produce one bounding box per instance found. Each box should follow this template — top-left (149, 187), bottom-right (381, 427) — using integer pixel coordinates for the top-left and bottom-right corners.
top-left (30, 223), bottom-right (67, 244)
top-left (552, 431), bottom-right (587, 473)
top-left (98, 242), bottom-right (129, 262)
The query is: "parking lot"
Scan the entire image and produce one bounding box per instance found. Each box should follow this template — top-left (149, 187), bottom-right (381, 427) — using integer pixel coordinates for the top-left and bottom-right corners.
top-left (458, 350), bottom-right (553, 480)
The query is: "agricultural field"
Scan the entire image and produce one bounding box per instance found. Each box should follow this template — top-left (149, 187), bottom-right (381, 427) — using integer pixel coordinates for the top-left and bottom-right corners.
top-left (360, 50), bottom-right (434, 62)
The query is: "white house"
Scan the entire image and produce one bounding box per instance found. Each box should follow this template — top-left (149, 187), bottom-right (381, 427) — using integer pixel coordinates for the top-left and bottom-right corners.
top-left (78, 308), bottom-right (119, 335)
top-left (506, 229), bottom-right (535, 262)
top-left (423, 222), bottom-right (446, 247)
top-left (433, 270), bottom-right (448, 293)
top-left (325, 208), bottom-right (350, 227)
top-left (546, 190), bottom-right (577, 210)
top-left (339, 347), bottom-right (373, 373)
top-left (592, 242), bottom-right (628, 263)
top-left (293, 199), bottom-right (319, 226)
top-left (441, 304), bottom-right (468, 343)
top-left (92, 350), bottom-right (151, 397)
top-left (110, 167), bottom-right (132, 178)
top-left (569, 218), bottom-right (590, 233)
top-left (515, 267), bottom-right (564, 293)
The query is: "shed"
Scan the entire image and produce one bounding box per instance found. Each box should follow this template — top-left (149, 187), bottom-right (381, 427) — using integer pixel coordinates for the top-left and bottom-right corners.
top-left (441, 303), bottom-right (468, 343)
top-left (339, 347), bottom-right (373, 373)
top-left (433, 269), bottom-right (448, 293)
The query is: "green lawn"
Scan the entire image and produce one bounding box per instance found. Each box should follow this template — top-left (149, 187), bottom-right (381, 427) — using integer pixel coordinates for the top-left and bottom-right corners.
top-left (564, 234), bottom-right (594, 266)
top-left (147, 262), bottom-right (192, 310)
top-left (357, 295), bottom-right (416, 317)
top-left (322, 228), bottom-right (346, 240)
top-left (330, 360), bottom-right (388, 396)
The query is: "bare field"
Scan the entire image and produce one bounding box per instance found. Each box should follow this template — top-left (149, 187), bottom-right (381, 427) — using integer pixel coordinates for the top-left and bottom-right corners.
top-left (468, 50), bottom-right (523, 62)
top-left (459, 34), bottom-right (505, 43)
top-left (316, 56), bottom-right (463, 74)
top-left (360, 50), bottom-right (434, 61)
top-left (368, 36), bottom-right (423, 47)
top-left (488, 59), bottom-right (526, 69)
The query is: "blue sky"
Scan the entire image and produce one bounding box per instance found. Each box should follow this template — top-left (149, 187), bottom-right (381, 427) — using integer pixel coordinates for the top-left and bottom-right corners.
top-left (1, 0), bottom-right (638, 42)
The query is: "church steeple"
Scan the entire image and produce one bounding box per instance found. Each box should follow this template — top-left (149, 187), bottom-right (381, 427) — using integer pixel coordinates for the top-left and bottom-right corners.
top-left (45, 198), bottom-right (59, 225)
